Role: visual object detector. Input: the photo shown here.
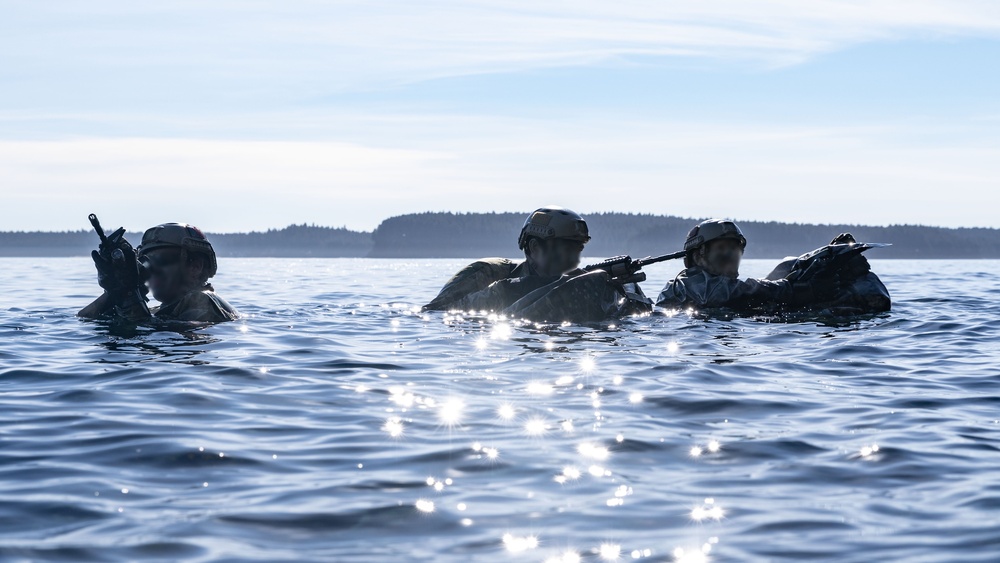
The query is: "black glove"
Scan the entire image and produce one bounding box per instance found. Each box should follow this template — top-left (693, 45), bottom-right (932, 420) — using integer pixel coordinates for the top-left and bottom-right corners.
top-left (92, 239), bottom-right (142, 296)
top-left (829, 232), bottom-right (873, 282)
top-left (830, 232), bottom-right (857, 245)
top-left (842, 253), bottom-right (871, 280)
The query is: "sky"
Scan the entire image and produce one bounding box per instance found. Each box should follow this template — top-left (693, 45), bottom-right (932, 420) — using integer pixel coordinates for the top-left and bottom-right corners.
top-left (2, 0), bottom-right (1000, 233)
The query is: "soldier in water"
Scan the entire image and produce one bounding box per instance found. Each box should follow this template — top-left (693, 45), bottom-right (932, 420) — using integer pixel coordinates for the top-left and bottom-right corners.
top-left (424, 206), bottom-right (651, 322)
top-left (656, 220), bottom-right (890, 313)
top-left (656, 219), bottom-right (841, 311)
top-left (79, 222), bottom-right (238, 323)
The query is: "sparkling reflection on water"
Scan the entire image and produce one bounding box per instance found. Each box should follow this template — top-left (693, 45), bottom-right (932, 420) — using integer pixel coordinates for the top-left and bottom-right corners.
top-left (1, 258), bottom-right (1000, 562)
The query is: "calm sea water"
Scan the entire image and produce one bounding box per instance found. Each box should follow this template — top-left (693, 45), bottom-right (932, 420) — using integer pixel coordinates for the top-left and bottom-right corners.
top-left (1, 257), bottom-right (999, 562)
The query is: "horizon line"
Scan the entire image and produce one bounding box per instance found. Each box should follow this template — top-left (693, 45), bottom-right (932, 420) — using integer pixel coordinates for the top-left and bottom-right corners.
top-left (2, 211), bottom-right (998, 235)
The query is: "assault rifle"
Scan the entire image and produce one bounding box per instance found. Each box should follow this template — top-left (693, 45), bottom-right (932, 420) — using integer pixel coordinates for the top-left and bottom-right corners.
top-left (583, 250), bottom-right (685, 284)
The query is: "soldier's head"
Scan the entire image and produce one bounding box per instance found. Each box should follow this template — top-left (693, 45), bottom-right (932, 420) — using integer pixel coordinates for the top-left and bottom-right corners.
top-left (137, 223), bottom-right (218, 303)
top-left (517, 206), bottom-right (590, 277)
top-left (684, 219), bottom-right (746, 278)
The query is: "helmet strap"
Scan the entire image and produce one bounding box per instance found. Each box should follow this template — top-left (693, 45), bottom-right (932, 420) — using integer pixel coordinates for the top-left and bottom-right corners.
top-left (690, 246), bottom-right (710, 270)
top-left (179, 248), bottom-right (191, 283)
top-left (524, 237), bottom-right (541, 258)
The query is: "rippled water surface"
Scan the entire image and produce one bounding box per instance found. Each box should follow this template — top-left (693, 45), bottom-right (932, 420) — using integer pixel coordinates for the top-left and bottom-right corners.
top-left (2, 258), bottom-right (1000, 562)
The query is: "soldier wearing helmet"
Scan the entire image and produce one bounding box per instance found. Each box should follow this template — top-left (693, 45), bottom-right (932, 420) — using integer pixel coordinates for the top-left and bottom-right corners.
top-left (424, 206), bottom-right (652, 321)
top-left (656, 219), bottom-right (838, 310)
top-left (79, 222), bottom-right (238, 323)
top-left (424, 206), bottom-right (603, 313)
top-left (516, 206), bottom-right (592, 277)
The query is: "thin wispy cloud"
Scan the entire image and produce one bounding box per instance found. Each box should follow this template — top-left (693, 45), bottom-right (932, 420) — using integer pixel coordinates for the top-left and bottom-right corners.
top-left (6, 1), bottom-right (1000, 96)
top-left (2, 116), bottom-right (994, 231)
top-left (2, 1), bottom-right (998, 231)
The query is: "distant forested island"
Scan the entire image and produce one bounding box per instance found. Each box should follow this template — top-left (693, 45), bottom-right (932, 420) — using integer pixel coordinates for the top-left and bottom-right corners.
top-left (3, 212), bottom-right (999, 258)
top-left (0, 225), bottom-right (372, 258)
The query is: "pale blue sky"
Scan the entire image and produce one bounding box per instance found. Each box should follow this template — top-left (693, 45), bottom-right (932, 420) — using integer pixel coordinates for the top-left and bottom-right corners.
top-left (2, 1), bottom-right (999, 232)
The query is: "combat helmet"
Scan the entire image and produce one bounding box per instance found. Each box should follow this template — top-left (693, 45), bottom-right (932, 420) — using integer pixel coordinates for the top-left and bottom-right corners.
top-left (137, 223), bottom-right (218, 278)
top-left (684, 219), bottom-right (747, 253)
top-left (517, 206), bottom-right (591, 250)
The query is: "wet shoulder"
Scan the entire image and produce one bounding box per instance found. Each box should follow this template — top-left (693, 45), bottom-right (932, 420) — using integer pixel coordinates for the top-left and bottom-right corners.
top-left (657, 268), bottom-right (735, 308)
top-left (156, 288), bottom-right (239, 323)
top-left (424, 258), bottom-right (519, 311)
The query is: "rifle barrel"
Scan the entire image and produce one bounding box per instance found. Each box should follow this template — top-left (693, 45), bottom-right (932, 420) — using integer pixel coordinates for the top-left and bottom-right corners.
top-left (635, 250), bottom-right (686, 267)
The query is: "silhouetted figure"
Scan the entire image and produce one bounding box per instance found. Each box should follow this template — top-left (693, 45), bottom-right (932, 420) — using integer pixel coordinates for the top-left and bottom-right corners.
top-left (79, 222), bottom-right (238, 323)
top-left (657, 220), bottom-right (890, 314)
top-left (423, 206), bottom-right (651, 322)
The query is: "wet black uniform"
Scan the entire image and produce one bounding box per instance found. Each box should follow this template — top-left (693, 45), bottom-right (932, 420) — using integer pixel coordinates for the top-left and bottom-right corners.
top-left (423, 258), bottom-right (571, 312)
top-left (656, 267), bottom-right (797, 310)
top-left (424, 258), bottom-right (651, 322)
top-left (79, 284), bottom-right (239, 324)
top-left (657, 253), bottom-right (890, 314)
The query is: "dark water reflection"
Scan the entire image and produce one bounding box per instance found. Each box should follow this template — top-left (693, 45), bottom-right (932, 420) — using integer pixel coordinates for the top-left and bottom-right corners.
top-left (1, 258), bottom-right (999, 562)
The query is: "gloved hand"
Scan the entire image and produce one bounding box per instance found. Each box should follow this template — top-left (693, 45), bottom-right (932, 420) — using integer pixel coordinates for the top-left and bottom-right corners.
top-left (830, 232), bottom-right (857, 245)
top-left (830, 232), bottom-right (872, 282)
top-left (91, 239), bottom-right (142, 295)
top-left (842, 253), bottom-right (871, 280)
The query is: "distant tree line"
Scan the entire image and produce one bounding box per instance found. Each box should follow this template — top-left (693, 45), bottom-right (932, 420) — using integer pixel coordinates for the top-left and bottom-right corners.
top-left (2, 213), bottom-right (999, 258)
top-left (369, 212), bottom-right (1000, 259)
top-left (0, 230), bottom-right (94, 257)
top-left (210, 225), bottom-right (372, 257)
top-left (370, 212), bottom-right (524, 258)
top-left (0, 225), bottom-right (372, 257)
